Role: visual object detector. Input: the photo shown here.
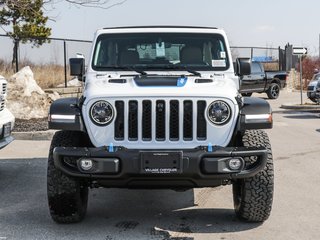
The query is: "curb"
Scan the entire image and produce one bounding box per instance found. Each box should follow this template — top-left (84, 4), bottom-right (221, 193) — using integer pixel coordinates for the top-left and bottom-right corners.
top-left (281, 104), bottom-right (320, 110)
top-left (12, 130), bottom-right (56, 141)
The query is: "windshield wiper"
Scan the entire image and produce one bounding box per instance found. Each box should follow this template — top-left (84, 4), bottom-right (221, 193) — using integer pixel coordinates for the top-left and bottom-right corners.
top-left (95, 65), bottom-right (147, 76)
top-left (161, 64), bottom-right (202, 77)
top-left (114, 66), bottom-right (147, 76)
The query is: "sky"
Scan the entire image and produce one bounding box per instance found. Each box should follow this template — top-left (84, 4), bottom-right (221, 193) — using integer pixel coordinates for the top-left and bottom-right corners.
top-left (1, 0), bottom-right (320, 63)
top-left (44, 0), bottom-right (320, 52)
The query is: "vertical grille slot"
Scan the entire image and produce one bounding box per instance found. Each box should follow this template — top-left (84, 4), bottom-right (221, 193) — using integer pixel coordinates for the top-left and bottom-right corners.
top-left (2, 83), bottom-right (7, 94)
top-left (128, 100), bottom-right (138, 141)
top-left (142, 100), bottom-right (152, 141)
top-left (197, 101), bottom-right (207, 140)
top-left (0, 101), bottom-right (4, 111)
top-left (156, 100), bottom-right (166, 141)
top-left (114, 101), bottom-right (124, 140)
top-left (170, 100), bottom-right (179, 141)
top-left (183, 100), bottom-right (193, 141)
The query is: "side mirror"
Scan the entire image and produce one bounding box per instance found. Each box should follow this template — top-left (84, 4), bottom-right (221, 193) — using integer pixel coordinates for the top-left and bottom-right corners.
top-left (70, 58), bottom-right (85, 81)
top-left (236, 58), bottom-right (251, 76)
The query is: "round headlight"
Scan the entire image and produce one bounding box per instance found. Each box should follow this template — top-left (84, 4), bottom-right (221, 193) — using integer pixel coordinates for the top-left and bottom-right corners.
top-left (207, 100), bottom-right (231, 125)
top-left (90, 100), bottom-right (114, 126)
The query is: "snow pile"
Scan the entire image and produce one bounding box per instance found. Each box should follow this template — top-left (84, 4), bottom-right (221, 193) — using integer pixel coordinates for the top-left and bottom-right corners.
top-left (6, 66), bottom-right (60, 119)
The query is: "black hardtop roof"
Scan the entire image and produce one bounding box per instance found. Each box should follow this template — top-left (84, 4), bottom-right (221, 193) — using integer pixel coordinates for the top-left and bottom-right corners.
top-left (103, 26), bottom-right (218, 30)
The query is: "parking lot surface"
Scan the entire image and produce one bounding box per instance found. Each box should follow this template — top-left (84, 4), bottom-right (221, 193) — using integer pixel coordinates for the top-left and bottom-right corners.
top-left (0, 91), bottom-right (319, 240)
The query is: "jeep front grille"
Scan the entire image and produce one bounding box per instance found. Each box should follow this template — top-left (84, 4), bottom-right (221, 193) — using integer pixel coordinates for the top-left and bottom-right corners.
top-left (307, 86), bottom-right (315, 91)
top-left (114, 99), bottom-right (207, 142)
top-left (1, 83), bottom-right (7, 95)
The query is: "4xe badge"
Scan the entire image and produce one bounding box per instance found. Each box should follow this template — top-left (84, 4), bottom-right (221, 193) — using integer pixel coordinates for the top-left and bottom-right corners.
top-left (177, 77), bottom-right (187, 87)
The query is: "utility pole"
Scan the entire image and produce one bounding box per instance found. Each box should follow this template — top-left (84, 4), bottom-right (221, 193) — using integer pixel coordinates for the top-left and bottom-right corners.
top-left (299, 56), bottom-right (303, 105)
top-left (293, 47), bottom-right (308, 105)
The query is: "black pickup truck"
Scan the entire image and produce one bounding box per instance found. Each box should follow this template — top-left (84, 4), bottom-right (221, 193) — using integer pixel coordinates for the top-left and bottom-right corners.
top-left (239, 62), bottom-right (287, 99)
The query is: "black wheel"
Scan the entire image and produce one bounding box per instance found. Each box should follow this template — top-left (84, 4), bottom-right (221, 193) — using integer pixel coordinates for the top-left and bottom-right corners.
top-left (232, 130), bottom-right (274, 222)
top-left (47, 131), bottom-right (90, 223)
top-left (267, 83), bottom-right (280, 99)
top-left (241, 92), bottom-right (253, 97)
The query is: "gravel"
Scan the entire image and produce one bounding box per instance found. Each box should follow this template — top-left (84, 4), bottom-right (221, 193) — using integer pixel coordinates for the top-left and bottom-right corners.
top-left (14, 118), bottom-right (48, 132)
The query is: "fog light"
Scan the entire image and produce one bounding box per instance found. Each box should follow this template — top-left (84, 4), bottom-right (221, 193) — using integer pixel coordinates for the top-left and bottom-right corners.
top-left (228, 158), bottom-right (242, 170)
top-left (80, 159), bottom-right (93, 171)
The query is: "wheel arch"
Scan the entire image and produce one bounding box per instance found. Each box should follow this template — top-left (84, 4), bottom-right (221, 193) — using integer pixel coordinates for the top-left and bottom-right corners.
top-left (236, 97), bottom-right (273, 132)
top-left (271, 78), bottom-right (281, 85)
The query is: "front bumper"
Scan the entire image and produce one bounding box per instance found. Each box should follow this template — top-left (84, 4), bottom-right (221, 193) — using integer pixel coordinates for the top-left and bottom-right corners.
top-left (0, 136), bottom-right (14, 150)
top-left (0, 109), bottom-right (15, 150)
top-left (53, 146), bottom-right (268, 188)
top-left (307, 90), bottom-right (320, 99)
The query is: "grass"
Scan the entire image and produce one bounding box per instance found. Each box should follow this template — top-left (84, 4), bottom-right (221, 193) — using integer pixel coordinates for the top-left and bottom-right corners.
top-left (0, 59), bottom-right (72, 89)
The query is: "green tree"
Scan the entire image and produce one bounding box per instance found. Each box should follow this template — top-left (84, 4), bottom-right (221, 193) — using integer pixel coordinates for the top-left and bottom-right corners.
top-left (0, 0), bottom-right (51, 69)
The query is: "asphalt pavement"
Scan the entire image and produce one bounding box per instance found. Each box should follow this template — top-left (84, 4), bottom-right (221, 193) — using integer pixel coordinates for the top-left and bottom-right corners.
top-left (0, 90), bottom-right (319, 240)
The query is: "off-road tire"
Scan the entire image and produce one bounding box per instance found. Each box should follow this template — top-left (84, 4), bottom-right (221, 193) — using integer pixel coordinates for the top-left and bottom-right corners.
top-left (241, 92), bottom-right (253, 97)
top-left (232, 130), bottom-right (274, 222)
top-left (47, 131), bottom-right (90, 223)
top-left (266, 82), bottom-right (280, 99)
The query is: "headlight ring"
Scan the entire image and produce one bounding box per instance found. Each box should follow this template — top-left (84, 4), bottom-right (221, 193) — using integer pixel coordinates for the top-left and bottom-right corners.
top-left (207, 100), bottom-right (231, 125)
top-left (90, 100), bottom-right (114, 126)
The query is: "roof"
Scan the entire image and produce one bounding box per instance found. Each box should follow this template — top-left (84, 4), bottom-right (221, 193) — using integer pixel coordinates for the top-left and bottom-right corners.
top-left (103, 26), bottom-right (218, 30)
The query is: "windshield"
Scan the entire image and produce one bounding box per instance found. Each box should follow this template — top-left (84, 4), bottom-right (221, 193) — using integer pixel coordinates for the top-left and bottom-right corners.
top-left (92, 33), bottom-right (230, 71)
top-left (312, 74), bottom-right (320, 81)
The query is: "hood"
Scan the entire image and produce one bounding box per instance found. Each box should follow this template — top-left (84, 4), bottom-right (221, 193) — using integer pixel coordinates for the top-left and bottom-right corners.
top-left (84, 72), bottom-right (239, 103)
top-left (308, 80), bottom-right (319, 87)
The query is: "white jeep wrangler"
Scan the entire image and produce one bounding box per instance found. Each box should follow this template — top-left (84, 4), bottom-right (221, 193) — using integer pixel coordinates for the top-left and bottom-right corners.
top-left (47, 26), bottom-right (274, 223)
top-left (0, 76), bottom-right (14, 149)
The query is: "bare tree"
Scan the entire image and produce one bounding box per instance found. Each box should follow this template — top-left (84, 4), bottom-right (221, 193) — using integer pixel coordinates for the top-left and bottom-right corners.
top-left (44, 0), bottom-right (127, 9)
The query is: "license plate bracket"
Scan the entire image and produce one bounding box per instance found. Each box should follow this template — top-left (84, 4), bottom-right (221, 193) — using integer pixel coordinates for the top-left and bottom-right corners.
top-left (141, 151), bottom-right (183, 174)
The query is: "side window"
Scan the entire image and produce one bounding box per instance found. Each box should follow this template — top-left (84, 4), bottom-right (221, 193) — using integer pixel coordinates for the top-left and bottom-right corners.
top-left (251, 63), bottom-right (262, 73)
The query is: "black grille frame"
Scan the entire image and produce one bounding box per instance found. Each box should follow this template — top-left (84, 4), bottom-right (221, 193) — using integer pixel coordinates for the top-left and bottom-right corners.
top-left (113, 99), bottom-right (209, 142)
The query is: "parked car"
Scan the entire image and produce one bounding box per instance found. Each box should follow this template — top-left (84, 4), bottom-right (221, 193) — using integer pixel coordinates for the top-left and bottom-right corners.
top-left (239, 61), bottom-right (287, 99)
top-left (47, 26), bottom-right (274, 223)
top-left (307, 73), bottom-right (320, 103)
top-left (0, 76), bottom-right (15, 149)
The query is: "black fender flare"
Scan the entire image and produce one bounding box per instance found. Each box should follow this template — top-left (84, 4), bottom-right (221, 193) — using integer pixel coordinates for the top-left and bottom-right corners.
top-left (237, 97), bottom-right (273, 131)
top-left (48, 97), bottom-right (85, 132)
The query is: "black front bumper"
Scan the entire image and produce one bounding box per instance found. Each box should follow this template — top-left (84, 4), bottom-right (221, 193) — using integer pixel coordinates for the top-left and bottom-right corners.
top-left (53, 146), bottom-right (268, 188)
top-left (0, 136), bottom-right (14, 150)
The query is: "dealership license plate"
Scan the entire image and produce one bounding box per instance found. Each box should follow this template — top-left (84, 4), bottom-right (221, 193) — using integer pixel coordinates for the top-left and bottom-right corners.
top-left (141, 151), bottom-right (183, 174)
top-left (2, 122), bottom-right (11, 138)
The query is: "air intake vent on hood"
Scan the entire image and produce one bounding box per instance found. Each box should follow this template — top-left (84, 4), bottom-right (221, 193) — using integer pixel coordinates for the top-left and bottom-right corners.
top-left (195, 79), bottom-right (213, 83)
top-left (134, 76), bottom-right (181, 87)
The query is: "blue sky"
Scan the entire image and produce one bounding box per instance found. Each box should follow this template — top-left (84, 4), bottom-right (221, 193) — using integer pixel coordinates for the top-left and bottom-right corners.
top-left (1, 0), bottom-right (319, 63)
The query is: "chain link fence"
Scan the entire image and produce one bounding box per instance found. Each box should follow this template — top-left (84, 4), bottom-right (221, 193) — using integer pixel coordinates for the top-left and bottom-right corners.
top-left (0, 34), bottom-right (92, 89)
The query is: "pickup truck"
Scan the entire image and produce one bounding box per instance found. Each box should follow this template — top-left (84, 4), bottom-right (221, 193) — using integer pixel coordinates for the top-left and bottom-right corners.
top-left (239, 61), bottom-right (287, 99)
